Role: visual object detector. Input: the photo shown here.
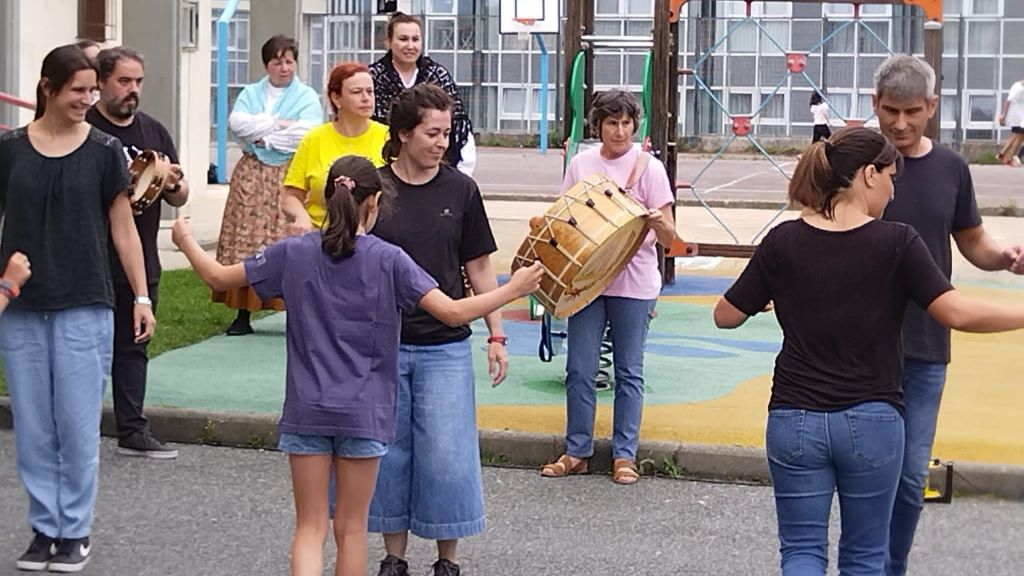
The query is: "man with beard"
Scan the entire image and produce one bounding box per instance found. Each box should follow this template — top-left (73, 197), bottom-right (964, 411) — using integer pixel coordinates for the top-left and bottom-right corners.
top-left (87, 47), bottom-right (189, 459)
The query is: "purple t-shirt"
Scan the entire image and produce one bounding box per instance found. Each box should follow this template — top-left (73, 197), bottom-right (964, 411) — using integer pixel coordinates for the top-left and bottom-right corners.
top-left (245, 233), bottom-right (437, 442)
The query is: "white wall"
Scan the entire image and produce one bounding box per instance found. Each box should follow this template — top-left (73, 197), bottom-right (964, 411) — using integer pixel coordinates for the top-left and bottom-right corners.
top-left (179, 0), bottom-right (214, 200)
top-left (13, 0), bottom-right (124, 125)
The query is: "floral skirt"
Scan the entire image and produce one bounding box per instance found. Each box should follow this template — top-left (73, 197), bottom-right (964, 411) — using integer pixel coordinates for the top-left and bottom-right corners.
top-left (212, 153), bottom-right (286, 311)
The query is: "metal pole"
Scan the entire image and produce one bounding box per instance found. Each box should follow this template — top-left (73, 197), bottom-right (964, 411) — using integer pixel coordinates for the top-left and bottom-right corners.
top-left (537, 34), bottom-right (550, 154)
top-left (954, 14), bottom-right (965, 151)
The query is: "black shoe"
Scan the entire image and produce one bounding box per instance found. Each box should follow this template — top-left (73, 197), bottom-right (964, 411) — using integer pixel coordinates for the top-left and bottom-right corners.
top-left (225, 312), bottom-right (254, 336)
top-left (117, 431), bottom-right (179, 459)
top-left (47, 538), bottom-right (90, 573)
top-left (377, 555), bottom-right (409, 576)
top-left (432, 559), bottom-right (461, 576)
top-left (15, 532), bottom-right (56, 572)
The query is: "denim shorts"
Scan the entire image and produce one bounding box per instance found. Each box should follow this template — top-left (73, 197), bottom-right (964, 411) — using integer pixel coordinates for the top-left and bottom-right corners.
top-left (278, 432), bottom-right (387, 459)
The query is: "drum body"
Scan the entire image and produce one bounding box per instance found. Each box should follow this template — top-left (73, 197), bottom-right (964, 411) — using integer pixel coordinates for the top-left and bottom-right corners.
top-left (127, 150), bottom-right (170, 214)
top-left (512, 174), bottom-right (650, 318)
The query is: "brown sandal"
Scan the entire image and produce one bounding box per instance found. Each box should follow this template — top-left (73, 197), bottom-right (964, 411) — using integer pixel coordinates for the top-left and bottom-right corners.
top-left (540, 454), bottom-right (589, 477)
top-left (613, 459), bottom-right (640, 485)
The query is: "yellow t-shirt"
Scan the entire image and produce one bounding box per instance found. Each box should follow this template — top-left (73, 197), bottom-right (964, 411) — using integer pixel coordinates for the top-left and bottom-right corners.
top-left (283, 121), bottom-right (389, 228)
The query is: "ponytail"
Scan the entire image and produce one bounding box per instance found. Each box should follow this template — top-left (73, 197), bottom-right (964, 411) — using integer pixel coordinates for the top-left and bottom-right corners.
top-left (321, 155), bottom-right (390, 259)
top-left (322, 182), bottom-right (360, 258)
top-left (788, 126), bottom-right (900, 220)
top-left (34, 81), bottom-right (47, 120)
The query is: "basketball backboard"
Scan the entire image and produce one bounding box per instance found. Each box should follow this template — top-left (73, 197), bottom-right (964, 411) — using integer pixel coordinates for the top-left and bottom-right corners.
top-left (499, 0), bottom-right (559, 35)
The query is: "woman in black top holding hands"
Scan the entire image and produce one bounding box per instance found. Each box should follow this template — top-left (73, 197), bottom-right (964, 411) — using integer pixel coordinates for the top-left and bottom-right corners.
top-left (0, 44), bottom-right (154, 572)
top-left (715, 127), bottom-right (1024, 576)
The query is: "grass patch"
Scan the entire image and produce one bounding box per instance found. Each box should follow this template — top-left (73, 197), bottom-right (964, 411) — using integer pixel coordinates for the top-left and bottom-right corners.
top-left (0, 269), bottom-right (273, 396)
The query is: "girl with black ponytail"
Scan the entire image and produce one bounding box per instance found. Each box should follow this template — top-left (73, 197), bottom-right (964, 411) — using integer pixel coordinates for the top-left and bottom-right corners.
top-left (172, 155), bottom-right (541, 576)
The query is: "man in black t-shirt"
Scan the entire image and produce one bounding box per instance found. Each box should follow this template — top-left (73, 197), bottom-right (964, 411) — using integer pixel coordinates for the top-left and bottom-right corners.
top-left (873, 55), bottom-right (1024, 576)
top-left (87, 47), bottom-right (190, 459)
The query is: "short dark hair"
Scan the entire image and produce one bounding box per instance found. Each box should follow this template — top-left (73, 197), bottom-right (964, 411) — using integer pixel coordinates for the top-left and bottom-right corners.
top-left (75, 39), bottom-right (100, 52)
top-left (386, 12), bottom-right (422, 39)
top-left (261, 35), bottom-right (298, 67)
top-left (589, 89), bottom-right (641, 137)
top-left (96, 47), bottom-right (145, 82)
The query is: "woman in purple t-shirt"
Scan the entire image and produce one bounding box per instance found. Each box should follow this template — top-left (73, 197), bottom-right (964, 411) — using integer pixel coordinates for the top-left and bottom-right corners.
top-left (172, 155), bottom-right (541, 576)
top-left (541, 90), bottom-right (679, 485)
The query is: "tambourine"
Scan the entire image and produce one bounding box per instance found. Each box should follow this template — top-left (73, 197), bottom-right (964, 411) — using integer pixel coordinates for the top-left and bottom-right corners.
top-left (127, 150), bottom-right (172, 215)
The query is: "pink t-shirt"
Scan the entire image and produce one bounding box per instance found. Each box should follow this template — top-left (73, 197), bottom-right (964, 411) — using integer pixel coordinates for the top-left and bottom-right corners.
top-left (561, 146), bottom-right (675, 300)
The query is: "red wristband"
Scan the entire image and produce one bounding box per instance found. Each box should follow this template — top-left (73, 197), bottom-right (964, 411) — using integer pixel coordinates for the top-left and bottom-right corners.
top-left (0, 279), bottom-right (19, 300)
top-left (487, 336), bottom-right (508, 345)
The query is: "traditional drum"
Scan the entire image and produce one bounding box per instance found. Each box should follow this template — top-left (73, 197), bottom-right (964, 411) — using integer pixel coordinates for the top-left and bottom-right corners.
top-left (127, 149), bottom-right (171, 215)
top-left (512, 174), bottom-right (650, 318)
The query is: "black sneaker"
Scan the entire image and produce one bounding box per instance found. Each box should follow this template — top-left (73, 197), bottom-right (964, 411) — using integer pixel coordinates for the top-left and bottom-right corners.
top-left (377, 555), bottom-right (409, 576)
top-left (15, 532), bottom-right (56, 571)
top-left (225, 314), bottom-right (254, 336)
top-left (47, 538), bottom-right (90, 573)
top-left (432, 559), bottom-right (461, 576)
top-left (117, 432), bottom-right (179, 459)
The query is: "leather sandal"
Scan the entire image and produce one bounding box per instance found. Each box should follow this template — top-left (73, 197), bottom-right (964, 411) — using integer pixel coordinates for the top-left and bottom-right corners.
top-left (540, 454), bottom-right (589, 477)
top-left (612, 459), bottom-right (640, 485)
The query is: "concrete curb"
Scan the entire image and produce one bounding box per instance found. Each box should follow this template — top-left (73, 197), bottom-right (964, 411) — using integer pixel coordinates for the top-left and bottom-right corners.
top-left (2, 398), bottom-right (1022, 499)
top-left (479, 192), bottom-right (1024, 218)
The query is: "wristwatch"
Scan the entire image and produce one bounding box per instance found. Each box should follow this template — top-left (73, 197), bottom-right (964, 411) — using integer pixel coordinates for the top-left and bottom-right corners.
top-left (487, 336), bottom-right (509, 346)
top-left (134, 295), bottom-right (153, 306)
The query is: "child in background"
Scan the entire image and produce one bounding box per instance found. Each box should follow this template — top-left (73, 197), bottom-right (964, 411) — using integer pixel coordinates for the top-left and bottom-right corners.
top-left (810, 92), bottom-right (831, 143)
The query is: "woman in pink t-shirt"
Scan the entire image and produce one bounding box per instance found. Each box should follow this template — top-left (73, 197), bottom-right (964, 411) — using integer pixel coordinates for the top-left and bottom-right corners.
top-left (541, 90), bottom-right (678, 485)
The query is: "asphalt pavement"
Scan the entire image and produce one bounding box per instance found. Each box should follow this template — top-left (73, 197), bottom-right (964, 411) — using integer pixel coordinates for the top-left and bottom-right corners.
top-left (1, 432), bottom-right (1021, 575)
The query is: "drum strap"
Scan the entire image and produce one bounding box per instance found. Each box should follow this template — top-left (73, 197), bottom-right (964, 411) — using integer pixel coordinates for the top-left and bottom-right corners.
top-left (624, 151), bottom-right (651, 192)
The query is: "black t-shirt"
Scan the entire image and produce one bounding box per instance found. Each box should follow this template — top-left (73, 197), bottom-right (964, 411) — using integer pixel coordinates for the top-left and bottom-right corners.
top-left (883, 144), bottom-right (982, 364)
top-left (86, 108), bottom-right (179, 285)
top-left (724, 219), bottom-right (953, 413)
top-left (0, 126), bottom-right (130, 310)
top-left (372, 164), bottom-right (498, 345)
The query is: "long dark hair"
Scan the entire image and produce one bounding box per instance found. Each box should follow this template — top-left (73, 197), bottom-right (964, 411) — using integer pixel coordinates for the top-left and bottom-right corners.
top-left (381, 83), bottom-right (452, 163)
top-left (35, 44), bottom-right (97, 120)
top-left (322, 156), bottom-right (391, 259)
top-left (789, 127), bottom-right (901, 219)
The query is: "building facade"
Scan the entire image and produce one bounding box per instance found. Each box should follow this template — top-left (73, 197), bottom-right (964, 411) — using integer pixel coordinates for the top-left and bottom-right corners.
top-left (210, 0), bottom-right (1023, 146)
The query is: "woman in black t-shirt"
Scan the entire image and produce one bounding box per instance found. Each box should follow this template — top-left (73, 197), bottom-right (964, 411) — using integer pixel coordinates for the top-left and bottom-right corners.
top-left (0, 45), bottom-right (154, 572)
top-left (714, 127), bottom-right (1024, 575)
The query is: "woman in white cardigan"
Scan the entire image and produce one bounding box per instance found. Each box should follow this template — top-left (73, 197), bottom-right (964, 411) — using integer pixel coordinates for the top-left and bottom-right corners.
top-left (214, 34), bottom-right (322, 335)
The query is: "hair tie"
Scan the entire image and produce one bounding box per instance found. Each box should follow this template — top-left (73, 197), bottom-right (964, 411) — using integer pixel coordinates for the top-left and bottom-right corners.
top-left (334, 175), bottom-right (356, 191)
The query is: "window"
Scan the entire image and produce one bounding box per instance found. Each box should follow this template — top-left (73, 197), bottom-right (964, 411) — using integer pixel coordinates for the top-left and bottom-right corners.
top-left (308, 16), bottom-right (326, 92)
top-left (502, 87), bottom-right (527, 115)
top-left (429, 18), bottom-right (456, 51)
top-left (828, 93), bottom-right (852, 118)
top-left (729, 92), bottom-right (753, 114)
top-left (210, 9), bottom-right (251, 128)
top-left (596, 0), bottom-right (619, 16)
top-left (858, 21), bottom-right (890, 55)
top-left (78, 0), bottom-right (111, 42)
top-left (726, 21), bottom-right (757, 53)
top-left (760, 92), bottom-right (785, 120)
top-left (969, 94), bottom-right (996, 122)
top-left (971, 0), bottom-right (1000, 15)
top-left (429, 0), bottom-right (456, 14)
top-left (968, 21), bottom-right (1000, 54)
top-left (942, 94), bottom-right (959, 122)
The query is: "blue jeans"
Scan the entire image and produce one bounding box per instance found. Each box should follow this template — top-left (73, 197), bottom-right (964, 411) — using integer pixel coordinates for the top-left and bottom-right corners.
top-left (0, 306), bottom-right (113, 540)
top-left (565, 296), bottom-right (654, 461)
top-left (886, 360), bottom-right (947, 576)
top-left (368, 339), bottom-right (485, 540)
top-left (767, 402), bottom-right (905, 576)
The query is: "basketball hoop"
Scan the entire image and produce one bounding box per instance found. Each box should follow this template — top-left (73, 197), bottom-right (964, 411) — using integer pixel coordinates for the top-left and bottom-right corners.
top-left (515, 18), bottom-right (536, 41)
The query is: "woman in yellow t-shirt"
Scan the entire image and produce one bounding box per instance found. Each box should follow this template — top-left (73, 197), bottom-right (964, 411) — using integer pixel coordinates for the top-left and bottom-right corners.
top-left (282, 61), bottom-right (389, 232)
